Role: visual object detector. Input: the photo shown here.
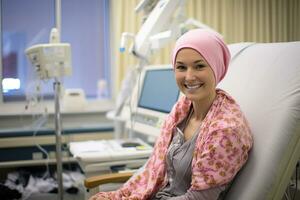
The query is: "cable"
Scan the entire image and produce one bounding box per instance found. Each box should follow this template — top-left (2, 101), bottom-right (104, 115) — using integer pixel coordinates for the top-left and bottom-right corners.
top-left (32, 114), bottom-right (50, 179)
top-left (285, 192), bottom-right (290, 200)
top-left (26, 77), bottom-right (51, 180)
top-left (292, 161), bottom-right (299, 200)
top-left (64, 132), bottom-right (73, 171)
top-left (285, 191), bottom-right (291, 200)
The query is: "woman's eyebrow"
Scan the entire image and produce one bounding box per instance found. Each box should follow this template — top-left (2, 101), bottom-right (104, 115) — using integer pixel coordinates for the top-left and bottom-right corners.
top-left (176, 59), bottom-right (205, 64)
top-left (194, 59), bottom-right (205, 63)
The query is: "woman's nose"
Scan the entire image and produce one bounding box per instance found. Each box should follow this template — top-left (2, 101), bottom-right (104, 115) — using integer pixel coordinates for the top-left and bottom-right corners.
top-left (185, 68), bottom-right (195, 80)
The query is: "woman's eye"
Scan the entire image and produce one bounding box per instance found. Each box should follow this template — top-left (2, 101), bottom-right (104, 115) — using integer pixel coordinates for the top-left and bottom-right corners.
top-left (176, 65), bottom-right (186, 70)
top-left (196, 64), bottom-right (205, 69)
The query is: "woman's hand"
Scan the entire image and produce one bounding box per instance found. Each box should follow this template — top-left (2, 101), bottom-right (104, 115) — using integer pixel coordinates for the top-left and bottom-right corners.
top-left (89, 196), bottom-right (110, 200)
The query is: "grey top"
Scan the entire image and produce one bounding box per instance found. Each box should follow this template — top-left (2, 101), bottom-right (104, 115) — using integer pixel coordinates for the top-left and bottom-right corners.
top-left (151, 110), bottom-right (228, 200)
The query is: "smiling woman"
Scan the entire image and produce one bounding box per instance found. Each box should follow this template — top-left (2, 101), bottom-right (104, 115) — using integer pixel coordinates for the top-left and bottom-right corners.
top-left (89, 29), bottom-right (253, 200)
top-left (0, 0), bottom-right (111, 105)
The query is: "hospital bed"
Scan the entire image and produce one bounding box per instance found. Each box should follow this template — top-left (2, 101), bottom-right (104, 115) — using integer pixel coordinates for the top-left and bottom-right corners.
top-left (84, 41), bottom-right (300, 199)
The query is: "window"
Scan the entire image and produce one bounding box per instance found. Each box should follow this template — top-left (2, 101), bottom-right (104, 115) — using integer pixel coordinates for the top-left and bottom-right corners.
top-left (1, 0), bottom-right (111, 103)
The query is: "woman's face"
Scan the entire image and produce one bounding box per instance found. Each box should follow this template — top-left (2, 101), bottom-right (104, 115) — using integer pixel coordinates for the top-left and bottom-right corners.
top-left (174, 48), bottom-right (216, 103)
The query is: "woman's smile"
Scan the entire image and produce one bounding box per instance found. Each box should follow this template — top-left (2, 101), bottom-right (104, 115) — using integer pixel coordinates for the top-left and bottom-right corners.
top-left (184, 82), bottom-right (204, 91)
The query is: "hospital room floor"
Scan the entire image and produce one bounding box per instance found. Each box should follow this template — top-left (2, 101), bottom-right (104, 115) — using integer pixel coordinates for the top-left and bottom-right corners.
top-left (25, 173), bottom-right (86, 200)
top-left (0, 165), bottom-right (87, 200)
top-left (27, 190), bottom-right (84, 200)
top-left (27, 190), bottom-right (85, 200)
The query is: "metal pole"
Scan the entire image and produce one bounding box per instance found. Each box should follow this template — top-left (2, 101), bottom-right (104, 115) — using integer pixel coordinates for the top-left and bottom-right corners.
top-left (55, 1), bottom-right (63, 199)
top-left (55, 0), bottom-right (61, 37)
top-left (54, 79), bottom-right (63, 200)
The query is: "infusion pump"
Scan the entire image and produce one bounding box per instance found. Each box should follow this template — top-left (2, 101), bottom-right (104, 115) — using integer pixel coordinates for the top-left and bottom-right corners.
top-left (25, 43), bottom-right (72, 80)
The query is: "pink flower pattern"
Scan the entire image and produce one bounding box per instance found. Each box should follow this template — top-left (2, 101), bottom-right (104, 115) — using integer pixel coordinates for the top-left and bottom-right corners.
top-left (90, 89), bottom-right (253, 200)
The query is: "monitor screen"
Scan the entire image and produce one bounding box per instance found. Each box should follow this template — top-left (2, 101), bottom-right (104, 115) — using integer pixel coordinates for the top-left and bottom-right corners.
top-left (138, 68), bottom-right (179, 113)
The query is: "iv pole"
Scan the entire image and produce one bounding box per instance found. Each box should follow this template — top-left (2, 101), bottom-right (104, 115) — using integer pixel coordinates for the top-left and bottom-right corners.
top-left (25, 0), bottom-right (71, 198)
top-left (54, 0), bottom-right (63, 199)
top-left (54, 79), bottom-right (63, 200)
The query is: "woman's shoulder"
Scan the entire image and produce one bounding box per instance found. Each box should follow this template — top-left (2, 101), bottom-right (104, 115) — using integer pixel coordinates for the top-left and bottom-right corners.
top-left (212, 89), bottom-right (249, 130)
top-left (216, 89), bottom-right (239, 108)
top-left (205, 89), bottom-right (253, 148)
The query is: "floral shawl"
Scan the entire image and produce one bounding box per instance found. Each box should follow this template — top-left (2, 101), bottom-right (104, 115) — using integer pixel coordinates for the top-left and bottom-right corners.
top-left (91, 89), bottom-right (253, 200)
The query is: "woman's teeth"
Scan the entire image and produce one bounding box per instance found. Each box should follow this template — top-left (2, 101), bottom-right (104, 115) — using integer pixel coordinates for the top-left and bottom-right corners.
top-left (185, 83), bottom-right (203, 89)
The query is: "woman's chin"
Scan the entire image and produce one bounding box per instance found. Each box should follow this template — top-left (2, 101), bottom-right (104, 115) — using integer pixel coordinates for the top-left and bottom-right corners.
top-left (184, 93), bottom-right (201, 101)
top-left (184, 91), bottom-right (212, 102)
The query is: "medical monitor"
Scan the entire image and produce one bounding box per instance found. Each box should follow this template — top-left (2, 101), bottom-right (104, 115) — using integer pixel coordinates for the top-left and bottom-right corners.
top-left (138, 67), bottom-right (178, 113)
top-left (126, 65), bottom-right (180, 137)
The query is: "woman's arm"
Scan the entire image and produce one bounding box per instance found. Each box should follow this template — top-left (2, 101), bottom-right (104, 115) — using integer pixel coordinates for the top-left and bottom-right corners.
top-left (169, 185), bottom-right (227, 200)
top-left (191, 125), bottom-right (252, 190)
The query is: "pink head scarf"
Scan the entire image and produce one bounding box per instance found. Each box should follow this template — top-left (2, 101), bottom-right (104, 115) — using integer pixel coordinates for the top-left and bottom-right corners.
top-left (172, 29), bottom-right (231, 84)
